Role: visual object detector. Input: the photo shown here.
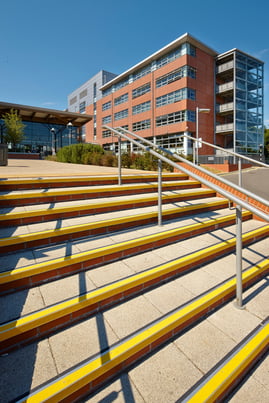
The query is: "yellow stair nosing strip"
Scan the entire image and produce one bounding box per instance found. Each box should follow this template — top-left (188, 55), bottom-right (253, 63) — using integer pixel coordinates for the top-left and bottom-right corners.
top-left (0, 213), bottom-right (264, 285)
top-left (185, 322), bottom-right (269, 402)
top-left (0, 242), bottom-right (236, 340)
top-left (15, 262), bottom-right (269, 403)
top-left (0, 188), bottom-right (215, 221)
top-left (0, 200), bottom-right (230, 247)
top-left (1, 236), bottom-right (268, 346)
top-left (0, 180), bottom-right (200, 201)
top-left (0, 173), bottom-right (187, 185)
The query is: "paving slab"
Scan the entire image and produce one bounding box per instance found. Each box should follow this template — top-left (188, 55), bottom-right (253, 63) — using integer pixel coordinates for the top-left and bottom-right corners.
top-left (128, 343), bottom-right (202, 403)
top-left (48, 313), bottom-right (119, 374)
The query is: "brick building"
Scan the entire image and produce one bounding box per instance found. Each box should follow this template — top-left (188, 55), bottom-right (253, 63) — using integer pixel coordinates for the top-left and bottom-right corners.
top-left (68, 33), bottom-right (264, 160)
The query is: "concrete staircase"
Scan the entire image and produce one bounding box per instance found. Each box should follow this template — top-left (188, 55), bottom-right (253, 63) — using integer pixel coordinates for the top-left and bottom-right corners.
top-left (0, 172), bottom-right (268, 402)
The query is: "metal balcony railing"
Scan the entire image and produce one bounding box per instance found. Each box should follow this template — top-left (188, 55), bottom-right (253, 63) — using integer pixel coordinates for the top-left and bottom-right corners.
top-left (216, 123), bottom-right (234, 133)
top-left (216, 81), bottom-right (234, 93)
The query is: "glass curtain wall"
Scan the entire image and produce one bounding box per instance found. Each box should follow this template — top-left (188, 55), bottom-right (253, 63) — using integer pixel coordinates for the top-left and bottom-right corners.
top-left (235, 52), bottom-right (264, 154)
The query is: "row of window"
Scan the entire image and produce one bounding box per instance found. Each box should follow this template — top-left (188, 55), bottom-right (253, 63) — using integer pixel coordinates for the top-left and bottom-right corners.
top-left (102, 43), bottom-right (196, 96)
top-left (102, 110), bottom-right (195, 133)
top-left (101, 65), bottom-right (196, 111)
top-left (102, 87), bottom-right (196, 122)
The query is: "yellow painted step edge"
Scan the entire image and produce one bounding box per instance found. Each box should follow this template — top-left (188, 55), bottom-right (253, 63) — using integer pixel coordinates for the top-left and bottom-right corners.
top-left (0, 189), bottom-right (215, 221)
top-left (1, 237), bottom-right (268, 344)
top-left (0, 173), bottom-right (187, 186)
top-left (0, 180), bottom-right (200, 200)
top-left (185, 321), bottom-right (269, 403)
top-left (16, 261), bottom-right (269, 403)
top-left (0, 212), bottom-right (256, 284)
top-left (0, 200), bottom-right (228, 247)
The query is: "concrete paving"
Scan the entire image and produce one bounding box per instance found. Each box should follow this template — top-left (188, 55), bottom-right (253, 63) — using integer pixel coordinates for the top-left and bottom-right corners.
top-left (0, 159), bottom-right (268, 403)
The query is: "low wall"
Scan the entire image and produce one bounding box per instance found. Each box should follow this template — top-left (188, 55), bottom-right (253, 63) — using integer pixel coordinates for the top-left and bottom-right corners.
top-left (174, 162), bottom-right (268, 216)
top-left (202, 162), bottom-right (252, 173)
top-left (8, 152), bottom-right (41, 160)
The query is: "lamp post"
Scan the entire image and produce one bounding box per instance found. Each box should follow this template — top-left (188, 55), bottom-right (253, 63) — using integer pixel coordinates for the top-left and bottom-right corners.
top-left (50, 128), bottom-right (56, 155)
top-left (67, 122), bottom-right (73, 146)
top-left (195, 107), bottom-right (210, 164)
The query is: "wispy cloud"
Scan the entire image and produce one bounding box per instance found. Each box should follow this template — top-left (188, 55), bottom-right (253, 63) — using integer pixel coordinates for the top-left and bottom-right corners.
top-left (42, 102), bottom-right (57, 107)
top-left (253, 48), bottom-right (269, 59)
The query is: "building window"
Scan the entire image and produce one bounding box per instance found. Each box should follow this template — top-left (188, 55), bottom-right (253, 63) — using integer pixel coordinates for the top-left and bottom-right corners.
top-left (114, 109), bottom-right (128, 121)
top-left (114, 78), bottom-right (129, 91)
top-left (133, 64), bottom-right (152, 81)
top-left (132, 119), bottom-right (151, 131)
top-left (102, 129), bottom-right (112, 138)
top-left (114, 93), bottom-right (128, 106)
top-left (102, 87), bottom-right (112, 97)
top-left (132, 101), bottom-right (151, 115)
top-left (132, 83), bottom-right (151, 99)
top-left (79, 101), bottom-right (86, 113)
top-left (93, 83), bottom-right (97, 98)
top-left (79, 89), bottom-right (87, 99)
top-left (156, 88), bottom-right (195, 107)
top-left (156, 110), bottom-right (195, 127)
top-left (156, 65), bottom-right (196, 88)
top-left (102, 115), bottom-right (112, 124)
top-left (102, 101), bottom-right (111, 111)
top-left (70, 96), bottom-right (77, 105)
top-left (156, 43), bottom-right (196, 69)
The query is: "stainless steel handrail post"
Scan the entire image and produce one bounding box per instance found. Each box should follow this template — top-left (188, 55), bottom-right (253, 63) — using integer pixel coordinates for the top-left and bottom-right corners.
top-left (158, 159), bottom-right (162, 226)
top-left (235, 158), bottom-right (243, 308)
top-left (118, 135), bottom-right (122, 186)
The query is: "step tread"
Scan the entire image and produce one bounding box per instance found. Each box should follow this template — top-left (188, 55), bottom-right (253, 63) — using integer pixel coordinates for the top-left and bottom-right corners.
top-left (0, 211), bottom-right (259, 282)
top-left (2, 261), bottom-right (267, 402)
top-left (0, 199), bottom-right (228, 244)
top-left (0, 171), bottom-right (268, 403)
top-left (0, 180), bottom-right (200, 199)
top-left (0, 188), bottom-right (215, 218)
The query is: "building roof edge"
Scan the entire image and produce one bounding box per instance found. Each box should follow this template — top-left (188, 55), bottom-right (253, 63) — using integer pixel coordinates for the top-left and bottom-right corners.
top-left (100, 33), bottom-right (218, 91)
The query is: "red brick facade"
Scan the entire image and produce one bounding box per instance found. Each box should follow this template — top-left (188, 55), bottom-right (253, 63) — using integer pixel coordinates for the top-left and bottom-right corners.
top-left (85, 36), bottom-right (217, 155)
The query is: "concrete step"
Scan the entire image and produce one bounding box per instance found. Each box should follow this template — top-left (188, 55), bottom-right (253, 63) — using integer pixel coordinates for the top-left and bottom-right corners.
top-left (2, 211), bottom-right (263, 294)
top-left (0, 224), bottom-right (268, 354)
top-left (2, 259), bottom-right (267, 402)
top-left (0, 173), bottom-right (188, 190)
top-left (0, 199), bottom-right (229, 253)
top-left (0, 188), bottom-right (216, 227)
top-left (0, 172), bottom-right (268, 403)
top-left (181, 319), bottom-right (269, 402)
top-left (0, 179), bottom-right (201, 207)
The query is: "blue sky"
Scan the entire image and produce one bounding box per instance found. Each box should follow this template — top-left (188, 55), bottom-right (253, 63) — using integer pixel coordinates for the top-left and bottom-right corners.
top-left (1, 0), bottom-right (269, 125)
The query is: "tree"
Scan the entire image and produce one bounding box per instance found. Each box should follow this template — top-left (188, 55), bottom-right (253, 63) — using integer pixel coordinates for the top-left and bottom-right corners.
top-left (2, 109), bottom-right (25, 150)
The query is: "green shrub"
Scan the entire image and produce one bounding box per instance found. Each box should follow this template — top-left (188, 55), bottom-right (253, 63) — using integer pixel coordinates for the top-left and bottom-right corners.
top-left (57, 143), bottom-right (104, 164)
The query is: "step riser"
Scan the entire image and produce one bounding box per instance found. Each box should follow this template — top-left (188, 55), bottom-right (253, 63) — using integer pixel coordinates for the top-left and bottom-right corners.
top-left (0, 175), bottom-right (188, 190)
top-left (1, 201), bottom-right (226, 254)
top-left (0, 190), bottom-right (216, 227)
top-left (0, 183), bottom-right (201, 207)
top-left (1, 214), bottom-right (255, 294)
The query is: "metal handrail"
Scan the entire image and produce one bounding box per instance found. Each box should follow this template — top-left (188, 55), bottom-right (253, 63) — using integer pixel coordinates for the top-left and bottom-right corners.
top-left (103, 124), bottom-right (269, 308)
top-left (110, 125), bottom-right (269, 215)
top-left (182, 132), bottom-right (268, 169)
